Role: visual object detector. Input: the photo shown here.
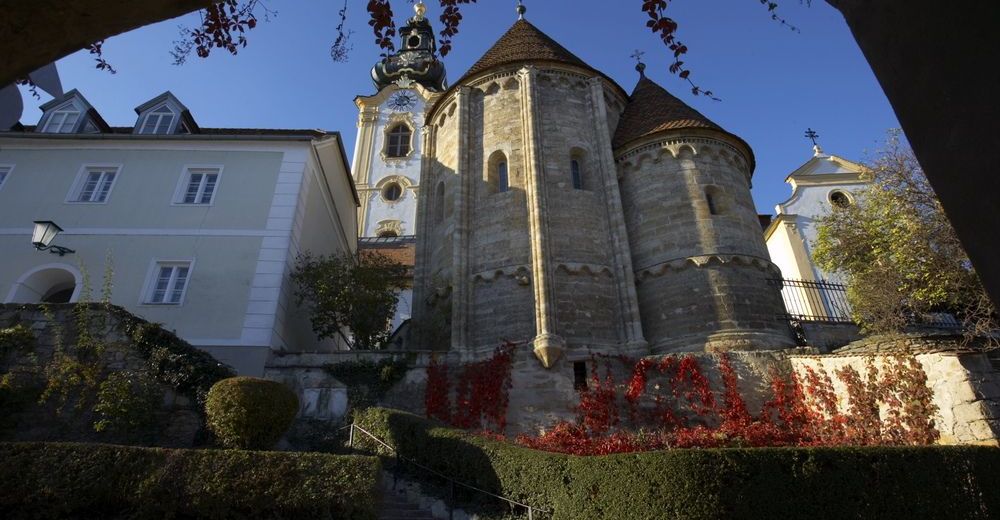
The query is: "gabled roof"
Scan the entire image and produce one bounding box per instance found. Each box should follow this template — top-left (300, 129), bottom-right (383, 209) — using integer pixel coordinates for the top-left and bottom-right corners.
top-left (459, 19), bottom-right (595, 83)
top-left (784, 152), bottom-right (867, 182)
top-left (134, 91), bottom-right (200, 133)
top-left (612, 76), bottom-right (722, 150)
top-left (37, 89), bottom-right (111, 133)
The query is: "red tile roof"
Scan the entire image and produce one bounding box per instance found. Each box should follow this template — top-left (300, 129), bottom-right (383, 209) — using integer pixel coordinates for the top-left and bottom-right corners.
top-left (459, 19), bottom-right (596, 83)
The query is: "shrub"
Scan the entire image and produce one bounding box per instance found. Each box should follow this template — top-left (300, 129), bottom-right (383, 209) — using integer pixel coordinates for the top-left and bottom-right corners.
top-left (206, 377), bottom-right (299, 450)
top-left (354, 407), bottom-right (1000, 520)
top-left (0, 324), bottom-right (35, 358)
top-left (93, 370), bottom-right (163, 434)
top-left (0, 441), bottom-right (380, 519)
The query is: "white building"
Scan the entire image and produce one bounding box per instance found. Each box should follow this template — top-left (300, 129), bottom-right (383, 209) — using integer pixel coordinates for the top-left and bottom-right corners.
top-left (764, 144), bottom-right (869, 319)
top-left (0, 89), bottom-right (359, 375)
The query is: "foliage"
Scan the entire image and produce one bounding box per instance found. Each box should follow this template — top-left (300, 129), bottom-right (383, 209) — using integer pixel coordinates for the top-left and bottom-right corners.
top-left (205, 377), bottom-right (299, 450)
top-left (813, 131), bottom-right (998, 342)
top-left (355, 407), bottom-right (1000, 520)
top-left (292, 251), bottom-right (408, 350)
top-left (325, 357), bottom-right (410, 411)
top-left (423, 344), bottom-right (514, 432)
top-left (0, 441), bottom-right (380, 520)
top-left (515, 353), bottom-right (939, 454)
top-left (0, 325), bottom-right (36, 358)
top-left (92, 370), bottom-right (163, 435)
top-left (171, 0), bottom-right (273, 65)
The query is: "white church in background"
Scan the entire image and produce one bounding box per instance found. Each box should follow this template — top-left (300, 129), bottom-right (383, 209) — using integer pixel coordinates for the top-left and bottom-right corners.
top-left (764, 141), bottom-right (870, 284)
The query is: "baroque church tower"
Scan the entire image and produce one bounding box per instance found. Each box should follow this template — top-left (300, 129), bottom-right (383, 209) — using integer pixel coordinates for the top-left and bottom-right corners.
top-left (410, 8), bottom-right (794, 368)
top-left (352, 2), bottom-right (445, 239)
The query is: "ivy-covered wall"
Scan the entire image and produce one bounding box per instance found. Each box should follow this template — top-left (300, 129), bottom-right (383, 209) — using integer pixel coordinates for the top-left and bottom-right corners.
top-left (0, 303), bottom-right (233, 447)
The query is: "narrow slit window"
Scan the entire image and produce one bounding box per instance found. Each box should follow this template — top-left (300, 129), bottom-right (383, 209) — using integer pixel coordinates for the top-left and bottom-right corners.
top-left (571, 159), bottom-right (583, 190)
top-left (386, 124), bottom-right (412, 158)
top-left (434, 181), bottom-right (445, 223)
top-left (706, 192), bottom-right (718, 215)
top-left (498, 161), bottom-right (509, 193)
top-left (573, 361), bottom-right (588, 391)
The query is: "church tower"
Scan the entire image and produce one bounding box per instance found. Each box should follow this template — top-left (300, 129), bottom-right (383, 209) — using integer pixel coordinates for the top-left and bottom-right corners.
top-left (352, 1), bottom-right (446, 239)
top-left (412, 16), bottom-right (646, 366)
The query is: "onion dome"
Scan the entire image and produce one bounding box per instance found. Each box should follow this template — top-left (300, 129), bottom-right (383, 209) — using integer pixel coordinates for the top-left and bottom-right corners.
top-left (371, 2), bottom-right (448, 92)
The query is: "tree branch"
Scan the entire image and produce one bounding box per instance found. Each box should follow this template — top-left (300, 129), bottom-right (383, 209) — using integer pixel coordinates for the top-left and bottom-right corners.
top-left (0, 0), bottom-right (218, 86)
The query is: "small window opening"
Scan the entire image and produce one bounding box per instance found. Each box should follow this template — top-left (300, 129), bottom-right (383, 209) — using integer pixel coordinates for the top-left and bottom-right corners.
top-left (434, 181), bottom-right (445, 223)
top-left (571, 159), bottom-right (583, 190)
top-left (383, 182), bottom-right (403, 201)
top-left (573, 361), bottom-right (588, 391)
top-left (386, 124), bottom-right (412, 158)
top-left (407, 35), bottom-right (421, 48)
top-left (377, 230), bottom-right (399, 238)
top-left (497, 161), bottom-right (509, 193)
top-left (706, 192), bottom-right (718, 215)
top-left (830, 190), bottom-right (852, 208)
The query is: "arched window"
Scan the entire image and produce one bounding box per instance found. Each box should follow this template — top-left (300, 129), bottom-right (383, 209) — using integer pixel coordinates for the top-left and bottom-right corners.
top-left (571, 159), bottom-right (583, 190)
top-left (434, 181), bottom-right (445, 223)
top-left (497, 161), bottom-right (509, 193)
top-left (706, 189), bottom-right (719, 215)
top-left (386, 124), bottom-right (412, 158)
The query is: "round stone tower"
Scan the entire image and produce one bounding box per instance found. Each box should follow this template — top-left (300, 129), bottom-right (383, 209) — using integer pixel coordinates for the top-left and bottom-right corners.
top-left (613, 69), bottom-right (794, 353)
top-left (412, 19), bottom-right (647, 366)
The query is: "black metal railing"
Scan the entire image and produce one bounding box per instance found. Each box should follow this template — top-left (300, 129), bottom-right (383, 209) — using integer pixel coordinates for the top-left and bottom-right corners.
top-left (768, 278), bottom-right (854, 323)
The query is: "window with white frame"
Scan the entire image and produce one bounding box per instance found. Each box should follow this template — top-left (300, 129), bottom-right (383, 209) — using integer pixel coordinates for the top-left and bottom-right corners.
top-left (177, 167), bottom-right (220, 205)
top-left (42, 106), bottom-right (81, 133)
top-left (139, 105), bottom-right (176, 134)
top-left (145, 262), bottom-right (192, 304)
top-left (0, 165), bottom-right (11, 190)
top-left (70, 166), bottom-right (118, 203)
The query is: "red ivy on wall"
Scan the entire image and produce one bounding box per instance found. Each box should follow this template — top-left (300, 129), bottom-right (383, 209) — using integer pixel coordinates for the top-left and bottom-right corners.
top-left (516, 353), bottom-right (940, 455)
top-left (424, 343), bottom-right (515, 433)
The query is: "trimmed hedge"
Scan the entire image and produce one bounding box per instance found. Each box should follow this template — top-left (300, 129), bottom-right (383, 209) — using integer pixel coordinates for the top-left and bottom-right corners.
top-left (0, 442), bottom-right (380, 519)
top-left (354, 407), bottom-right (1000, 520)
top-left (206, 377), bottom-right (299, 449)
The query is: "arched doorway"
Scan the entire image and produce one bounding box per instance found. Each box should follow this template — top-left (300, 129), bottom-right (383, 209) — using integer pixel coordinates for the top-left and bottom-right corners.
top-left (4, 264), bottom-right (81, 304)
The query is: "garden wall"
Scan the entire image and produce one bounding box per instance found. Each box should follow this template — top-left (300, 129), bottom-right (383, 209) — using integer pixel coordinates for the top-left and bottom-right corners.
top-left (0, 303), bottom-right (233, 447)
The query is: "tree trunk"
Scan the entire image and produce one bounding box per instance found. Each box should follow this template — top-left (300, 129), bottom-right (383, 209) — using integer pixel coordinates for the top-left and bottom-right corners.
top-left (0, 0), bottom-right (216, 86)
top-left (826, 0), bottom-right (1000, 310)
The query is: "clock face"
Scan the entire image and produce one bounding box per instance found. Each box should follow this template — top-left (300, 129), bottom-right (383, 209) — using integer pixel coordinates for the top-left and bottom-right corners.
top-left (388, 92), bottom-right (416, 112)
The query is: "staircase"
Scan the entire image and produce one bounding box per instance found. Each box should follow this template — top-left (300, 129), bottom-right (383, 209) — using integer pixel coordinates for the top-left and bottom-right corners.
top-left (378, 473), bottom-right (437, 520)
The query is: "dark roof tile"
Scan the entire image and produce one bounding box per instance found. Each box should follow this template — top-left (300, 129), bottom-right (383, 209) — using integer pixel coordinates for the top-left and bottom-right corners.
top-left (612, 76), bottom-right (722, 150)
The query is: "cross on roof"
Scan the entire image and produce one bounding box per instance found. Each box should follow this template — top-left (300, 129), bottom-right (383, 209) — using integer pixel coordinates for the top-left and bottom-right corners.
top-left (630, 49), bottom-right (646, 65)
top-left (631, 50), bottom-right (646, 76)
top-left (804, 128), bottom-right (820, 146)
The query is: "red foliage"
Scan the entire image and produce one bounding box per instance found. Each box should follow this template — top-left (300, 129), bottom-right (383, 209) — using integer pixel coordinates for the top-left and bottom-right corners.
top-left (425, 354), bottom-right (451, 423)
top-left (424, 343), bottom-right (515, 433)
top-left (516, 353), bottom-right (940, 455)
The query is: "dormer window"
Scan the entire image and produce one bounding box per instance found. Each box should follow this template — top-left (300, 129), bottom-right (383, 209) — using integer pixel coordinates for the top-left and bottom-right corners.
top-left (42, 106), bottom-right (80, 133)
top-left (140, 106), bottom-right (175, 134)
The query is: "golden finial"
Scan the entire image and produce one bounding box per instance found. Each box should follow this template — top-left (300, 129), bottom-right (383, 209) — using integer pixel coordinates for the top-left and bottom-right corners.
top-left (414, 1), bottom-right (427, 21)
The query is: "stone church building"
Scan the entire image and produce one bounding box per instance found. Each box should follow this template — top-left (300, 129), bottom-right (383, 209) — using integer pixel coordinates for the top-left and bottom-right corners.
top-left (353, 4), bottom-right (795, 376)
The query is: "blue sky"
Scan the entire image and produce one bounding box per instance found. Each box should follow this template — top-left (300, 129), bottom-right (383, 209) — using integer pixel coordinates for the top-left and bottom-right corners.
top-left (17, 0), bottom-right (899, 214)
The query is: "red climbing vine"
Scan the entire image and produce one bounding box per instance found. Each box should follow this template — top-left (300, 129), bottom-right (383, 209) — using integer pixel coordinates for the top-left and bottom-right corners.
top-left (516, 353), bottom-right (940, 455)
top-left (424, 342), bottom-right (515, 433)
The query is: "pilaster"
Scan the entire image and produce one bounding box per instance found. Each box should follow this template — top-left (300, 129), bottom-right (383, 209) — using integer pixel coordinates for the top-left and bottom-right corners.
top-left (519, 66), bottom-right (565, 368)
top-left (353, 106), bottom-right (379, 235)
top-left (588, 77), bottom-right (648, 354)
top-left (450, 87), bottom-right (472, 353)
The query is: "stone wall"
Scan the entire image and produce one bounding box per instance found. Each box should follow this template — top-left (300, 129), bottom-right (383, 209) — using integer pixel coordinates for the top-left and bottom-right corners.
top-left (0, 304), bottom-right (228, 447)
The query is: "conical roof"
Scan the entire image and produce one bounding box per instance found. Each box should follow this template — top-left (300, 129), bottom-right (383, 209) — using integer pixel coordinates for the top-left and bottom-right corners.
top-left (612, 76), bottom-right (724, 150)
top-left (458, 19), bottom-right (597, 83)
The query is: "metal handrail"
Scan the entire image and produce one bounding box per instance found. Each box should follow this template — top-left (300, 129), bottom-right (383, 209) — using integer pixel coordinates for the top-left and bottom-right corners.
top-left (348, 423), bottom-right (552, 519)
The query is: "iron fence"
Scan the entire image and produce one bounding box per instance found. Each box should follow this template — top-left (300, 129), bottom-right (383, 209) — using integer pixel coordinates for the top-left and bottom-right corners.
top-left (768, 278), bottom-right (854, 323)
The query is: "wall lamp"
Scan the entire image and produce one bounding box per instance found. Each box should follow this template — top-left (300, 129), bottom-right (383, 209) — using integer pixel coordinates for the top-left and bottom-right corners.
top-left (32, 220), bottom-right (75, 256)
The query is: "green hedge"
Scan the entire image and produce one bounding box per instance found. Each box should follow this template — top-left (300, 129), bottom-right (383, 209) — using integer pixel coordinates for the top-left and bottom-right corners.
top-left (354, 407), bottom-right (1000, 520)
top-left (0, 442), bottom-right (381, 519)
top-left (206, 377), bottom-right (299, 450)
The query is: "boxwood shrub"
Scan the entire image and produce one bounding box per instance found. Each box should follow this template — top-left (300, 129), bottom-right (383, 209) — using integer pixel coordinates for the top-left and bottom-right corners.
top-left (354, 407), bottom-right (1000, 520)
top-left (0, 441), bottom-right (380, 519)
top-left (206, 377), bottom-right (299, 449)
